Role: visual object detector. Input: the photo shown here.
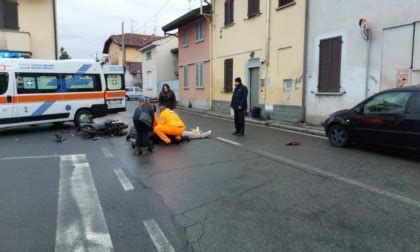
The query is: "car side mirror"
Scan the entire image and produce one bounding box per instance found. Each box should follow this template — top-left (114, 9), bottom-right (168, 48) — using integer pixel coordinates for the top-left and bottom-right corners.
top-left (354, 106), bottom-right (364, 114)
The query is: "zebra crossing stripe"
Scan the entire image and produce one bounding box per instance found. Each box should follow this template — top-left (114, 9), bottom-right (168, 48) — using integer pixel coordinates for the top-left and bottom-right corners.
top-left (55, 155), bottom-right (113, 251)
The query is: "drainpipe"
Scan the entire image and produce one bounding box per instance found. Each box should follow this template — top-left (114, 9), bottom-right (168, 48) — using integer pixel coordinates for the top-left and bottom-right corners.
top-left (202, 0), bottom-right (213, 110)
top-left (52, 0), bottom-right (58, 59)
top-left (301, 0), bottom-right (309, 122)
top-left (264, 0), bottom-right (271, 66)
top-left (263, 0), bottom-right (271, 109)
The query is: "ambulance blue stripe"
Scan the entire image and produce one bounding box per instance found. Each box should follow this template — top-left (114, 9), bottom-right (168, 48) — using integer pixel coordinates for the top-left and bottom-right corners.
top-left (31, 101), bottom-right (55, 116)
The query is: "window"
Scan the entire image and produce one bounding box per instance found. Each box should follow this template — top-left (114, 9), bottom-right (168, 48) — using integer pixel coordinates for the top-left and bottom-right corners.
top-left (279, 0), bottom-right (294, 7)
top-left (145, 51), bottom-right (152, 60)
top-left (183, 65), bottom-right (189, 89)
top-left (407, 93), bottom-right (420, 114)
top-left (1, 0), bottom-right (19, 30)
top-left (318, 36), bottom-right (342, 93)
top-left (196, 19), bottom-right (204, 42)
top-left (64, 74), bottom-right (101, 92)
top-left (0, 73), bottom-right (9, 95)
top-left (225, 0), bottom-right (234, 26)
top-left (146, 71), bottom-right (153, 90)
top-left (248, 0), bottom-right (260, 17)
top-left (224, 58), bottom-right (233, 93)
top-left (363, 92), bottom-right (411, 114)
top-left (16, 73), bottom-right (60, 94)
top-left (182, 27), bottom-right (189, 47)
top-left (106, 74), bottom-right (124, 90)
top-left (196, 62), bottom-right (204, 88)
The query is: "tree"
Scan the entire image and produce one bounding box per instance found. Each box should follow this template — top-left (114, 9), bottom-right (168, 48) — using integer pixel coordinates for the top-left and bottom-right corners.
top-left (59, 47), bottom-right (71, 60)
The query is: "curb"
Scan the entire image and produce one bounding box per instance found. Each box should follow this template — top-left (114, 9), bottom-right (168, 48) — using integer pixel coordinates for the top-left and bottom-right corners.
top-left (177, 107), bottom-right (326, 137)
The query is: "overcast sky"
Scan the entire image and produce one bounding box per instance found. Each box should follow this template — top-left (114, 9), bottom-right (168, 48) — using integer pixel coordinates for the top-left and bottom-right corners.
top-left (56, 0), bottom-right (201, 59)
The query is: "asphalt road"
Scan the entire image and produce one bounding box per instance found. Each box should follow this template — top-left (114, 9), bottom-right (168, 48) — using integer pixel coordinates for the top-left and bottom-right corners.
top-left (1, 101), bottom-right (420, 251)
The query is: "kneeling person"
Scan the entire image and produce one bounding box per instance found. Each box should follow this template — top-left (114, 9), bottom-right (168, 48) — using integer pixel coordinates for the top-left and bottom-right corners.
top-left (155, 106), bottom-right (185, 144)
top-left (133, 98), bottom-right (155, 155)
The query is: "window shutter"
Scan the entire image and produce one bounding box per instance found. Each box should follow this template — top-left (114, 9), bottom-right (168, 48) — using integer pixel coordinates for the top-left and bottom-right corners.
top-left (318, 39), bottom-right (331, 93)
top-left (330, 37), bottom-right (342, 92)
top-left (4, 1), bottom-right (19, 30)
top-left (229, 0), bottom-right (234, 24)
top-left (248, 0), bottom-right (260, 17)
top-left (318, 36), bottom-right (342, 93)
top-left (224, 59), bottom-right (233, 92)
top-left (224, 1), bottom-right (229, 25)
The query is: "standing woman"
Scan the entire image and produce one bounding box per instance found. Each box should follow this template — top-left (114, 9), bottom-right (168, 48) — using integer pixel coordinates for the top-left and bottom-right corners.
top-left (158, 84), bottom-right (177, 110)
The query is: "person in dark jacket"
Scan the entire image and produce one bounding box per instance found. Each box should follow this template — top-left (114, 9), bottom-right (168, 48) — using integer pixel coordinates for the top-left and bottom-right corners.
top-left (158, 84), bottom-right (177, 110)
top-left (231, 77), bottom-right (248, 136)
top-left (133, 97), bottom-right (155, 155)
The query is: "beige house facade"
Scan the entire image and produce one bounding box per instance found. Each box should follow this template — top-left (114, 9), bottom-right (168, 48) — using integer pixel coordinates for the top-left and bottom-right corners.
top-left (0, 0), bottom-right (58, 59)
top-left (103, 33), bottom-right (162, 87)
top-left (139, 36), bottom-right (178, 98)
top-left (211, 0), bottom-right (306, 122)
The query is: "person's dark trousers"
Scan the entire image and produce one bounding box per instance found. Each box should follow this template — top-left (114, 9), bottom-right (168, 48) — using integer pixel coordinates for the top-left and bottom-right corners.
top-left (234, 109), bottom-right (245, 135)
top-left (133, 120), bottom-right (152, 148)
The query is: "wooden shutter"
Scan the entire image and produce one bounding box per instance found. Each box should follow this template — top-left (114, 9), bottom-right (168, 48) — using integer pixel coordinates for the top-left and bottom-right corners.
top-left (248, 0), bottom-right (260, 17)
top-left (225, 0), bottom-right (234, 25)
top-left (224, 59), bottom-right (233, 93)
top-left (224, 1), bottom-right (229, 25)
top-left (330, 37), bottom-right (342, 92)
top-left (4, 1), bottom-right (19, 30)
top-left (318, 36), bottom-right (342, 93)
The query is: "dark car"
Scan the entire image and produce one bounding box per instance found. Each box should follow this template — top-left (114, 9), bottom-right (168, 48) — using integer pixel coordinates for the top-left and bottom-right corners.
top-left (325, 85), bottom-right (420, 152)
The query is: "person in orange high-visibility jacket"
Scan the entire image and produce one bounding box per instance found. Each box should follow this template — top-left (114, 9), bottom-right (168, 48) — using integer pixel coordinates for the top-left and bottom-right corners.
top-left (155, 107), bottom-right (185, 144)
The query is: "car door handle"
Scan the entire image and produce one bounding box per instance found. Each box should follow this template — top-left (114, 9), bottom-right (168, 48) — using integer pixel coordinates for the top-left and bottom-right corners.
top-left (7, 95), bottom-right (12, 103)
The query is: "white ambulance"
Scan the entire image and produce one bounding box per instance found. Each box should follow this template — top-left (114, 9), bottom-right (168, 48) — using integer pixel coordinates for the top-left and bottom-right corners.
top-left (0, 59), bottom-right (126, 129)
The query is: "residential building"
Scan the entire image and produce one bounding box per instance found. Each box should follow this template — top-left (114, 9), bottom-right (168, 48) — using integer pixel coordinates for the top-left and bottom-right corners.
top-left (211, 0), bottom-right (307, 122)
top-left (102, 33), bottom-right (161, 87)
top-left (0, 0), bottom-right (58, 59)
top-left (162, 5), bottom-right (212, 110)
top-left (305, 0), bottom-right (420, 124)
top-left (139, 36), bottom-right (178, 98)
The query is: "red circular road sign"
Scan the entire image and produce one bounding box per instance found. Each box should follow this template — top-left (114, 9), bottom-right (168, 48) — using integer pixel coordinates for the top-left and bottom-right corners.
top-left (359, 18), bottom-right (370, 40)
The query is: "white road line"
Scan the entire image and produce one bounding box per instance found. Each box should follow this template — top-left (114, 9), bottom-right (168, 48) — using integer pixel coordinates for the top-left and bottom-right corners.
top-left (56, 154), bottom-right (114, 251)
top-left (0, 154), bottom-right (59, 161)
top-left (255, 149), bottom-right (420, 208)
top-left (181, 109), bottom-right (328, 139)
top-left (113, 168), bottom-right (134, 191)
top-left (101, 147), bottom-right (113, 159)
top-left (143, 219), bottom-right (175, 252)
top-left (216, 137), bottom-right (243, 146)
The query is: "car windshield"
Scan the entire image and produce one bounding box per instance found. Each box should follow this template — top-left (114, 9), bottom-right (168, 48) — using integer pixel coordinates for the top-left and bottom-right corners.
top-left (364, 92), bottom-right (411, 113)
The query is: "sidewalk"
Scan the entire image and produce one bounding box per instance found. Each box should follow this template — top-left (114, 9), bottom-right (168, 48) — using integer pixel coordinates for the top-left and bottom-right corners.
top-left (177, 107), bottom-right (326, 137)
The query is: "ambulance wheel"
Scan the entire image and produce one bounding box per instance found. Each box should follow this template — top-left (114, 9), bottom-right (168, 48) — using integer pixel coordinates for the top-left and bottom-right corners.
top-left (75, 109), bottom-right (93, 128)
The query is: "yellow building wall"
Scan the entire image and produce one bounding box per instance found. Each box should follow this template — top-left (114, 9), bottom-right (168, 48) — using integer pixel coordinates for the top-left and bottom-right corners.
top-left (18, 0), bottom-right (56, 59)
top-left (211, 0), bottom-right (266, 103)
top-left (108, 42), bottom-right (143, 65)
top-left (211, 0), bottom-right (306, 109)
top-left (266, 0), bottom-right (306, 107)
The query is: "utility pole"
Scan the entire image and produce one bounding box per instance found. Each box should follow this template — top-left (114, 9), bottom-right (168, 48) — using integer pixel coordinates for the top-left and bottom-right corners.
top-left (122, 22), bottom-right (126, 66)
top-left (131, 20), bottom-right (134, 33)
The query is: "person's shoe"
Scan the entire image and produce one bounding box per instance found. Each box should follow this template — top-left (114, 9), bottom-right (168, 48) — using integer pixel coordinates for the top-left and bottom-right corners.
top-left (232, 132), bottom-right (239, 135)
top-left (141, 147), bottom-right (149, 155)
top-left (134, 147), bottom-right (142, 156)
top-left (237, 133), bottom-right (244, 137)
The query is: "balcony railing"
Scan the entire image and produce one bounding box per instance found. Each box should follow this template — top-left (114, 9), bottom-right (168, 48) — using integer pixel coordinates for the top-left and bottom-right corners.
top-left (0, 29), bottom-right (31, 53)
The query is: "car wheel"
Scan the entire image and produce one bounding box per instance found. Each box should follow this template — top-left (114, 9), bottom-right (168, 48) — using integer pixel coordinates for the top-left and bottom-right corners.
top-left (126, 96), bottom-right (130, 101)
top-left (328, 125), bottom-right (351, 147)
top-left (75, 109), bottom-right (93, 128)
